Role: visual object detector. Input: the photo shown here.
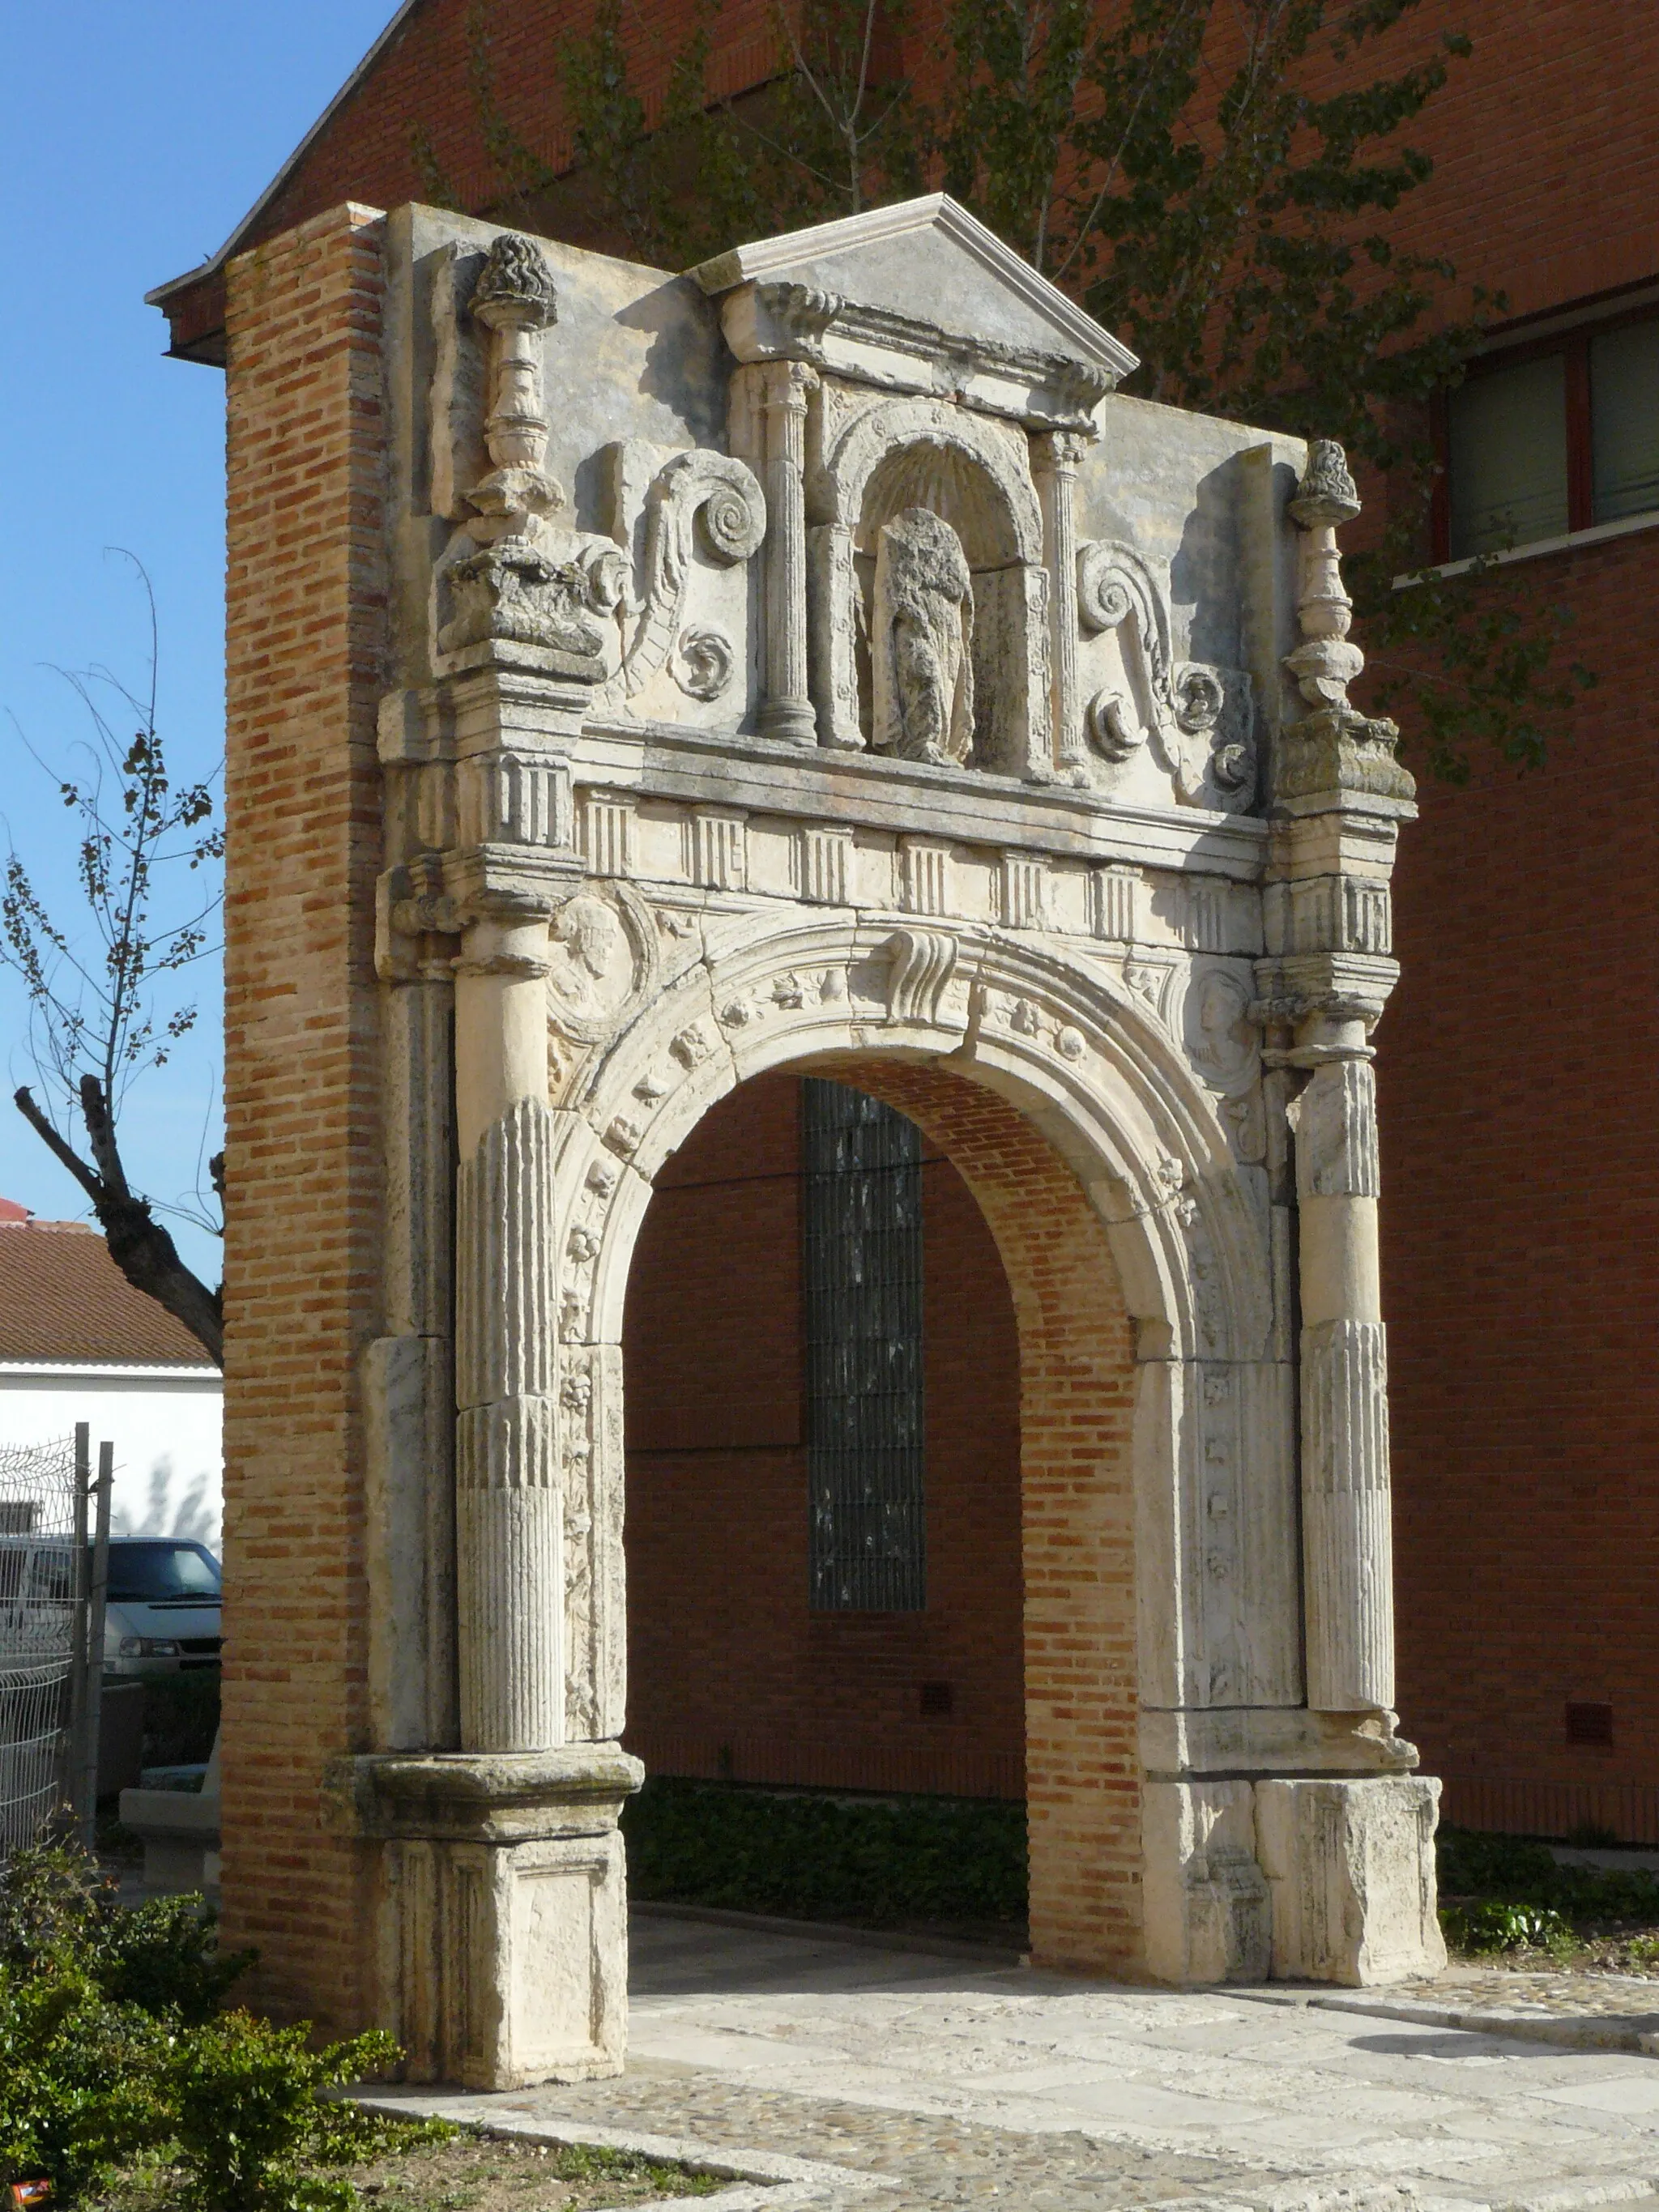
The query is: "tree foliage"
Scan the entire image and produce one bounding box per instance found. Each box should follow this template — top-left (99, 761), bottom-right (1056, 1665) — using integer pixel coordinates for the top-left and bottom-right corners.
top-left (1, 557), bottom-right (224, 1359)
top-left (446, 0), bottom-right (1593, 778)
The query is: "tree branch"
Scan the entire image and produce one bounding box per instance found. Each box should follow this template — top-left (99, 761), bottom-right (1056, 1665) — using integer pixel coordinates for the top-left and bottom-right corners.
top-left (13, 1081), bottom-right (224, 1366)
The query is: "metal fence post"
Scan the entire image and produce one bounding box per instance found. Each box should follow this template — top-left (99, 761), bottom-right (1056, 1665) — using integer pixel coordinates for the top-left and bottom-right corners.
top-left (79, 1441), bottom-right (113, 1848)
top-left (67, 1422), bottom-right (90, 1831)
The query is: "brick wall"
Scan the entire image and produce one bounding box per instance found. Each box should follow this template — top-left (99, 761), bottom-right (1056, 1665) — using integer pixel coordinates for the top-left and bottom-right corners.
top-left (827, 1063), bottom-right (1141, 1971)
top-left (1383, 526), bottom-right (1659, 1835)
top-left (220, 203), bottom-right (388, 2025)
top-left (623, 1070), bottom-right (1026, 1802)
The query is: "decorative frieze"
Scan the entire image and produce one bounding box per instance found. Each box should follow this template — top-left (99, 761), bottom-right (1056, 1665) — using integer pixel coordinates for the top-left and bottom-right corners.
top-left (455, 750), bottom-right (573, 850)
top-left (1090, 863), bottom-right (1137, 943)
top-left (898, 836), bottom-right (951, 916)
top-left (682, 808), bottom-right (748, 890)
top-left (795, 822), bottom-right (854, 905)
top-left (998, 851), bottom-right (1047, 929)
top-left (580, 792), bottom-right (636, 878)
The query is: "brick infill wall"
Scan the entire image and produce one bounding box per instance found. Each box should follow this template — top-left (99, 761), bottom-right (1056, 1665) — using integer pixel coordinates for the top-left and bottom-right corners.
top-left (838, 1059), bottom-right (1141, 1974)
top-left (221, 202), bottom-right (388, 2028)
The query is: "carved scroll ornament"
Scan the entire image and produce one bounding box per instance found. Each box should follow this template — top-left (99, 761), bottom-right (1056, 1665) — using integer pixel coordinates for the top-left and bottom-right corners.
top-left (1076, 537), bottom-right (1255, 805)
top-left (590, 448), bottom-right (766, 712)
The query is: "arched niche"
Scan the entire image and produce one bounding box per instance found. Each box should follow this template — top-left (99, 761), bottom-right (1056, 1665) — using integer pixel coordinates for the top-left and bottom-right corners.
top-left (806, 394), bottom-right (1053, 775)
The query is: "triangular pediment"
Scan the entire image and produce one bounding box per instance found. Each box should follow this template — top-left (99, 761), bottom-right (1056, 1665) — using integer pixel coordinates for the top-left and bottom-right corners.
top-left (693, 194), bottom-right (1137, 383)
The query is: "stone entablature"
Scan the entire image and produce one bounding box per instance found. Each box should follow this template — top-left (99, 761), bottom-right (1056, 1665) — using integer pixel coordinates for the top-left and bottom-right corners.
top-left (248, 193), bottom-right (1439, 2087)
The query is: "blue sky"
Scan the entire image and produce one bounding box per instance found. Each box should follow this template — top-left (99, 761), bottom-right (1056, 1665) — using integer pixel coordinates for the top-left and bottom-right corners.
top-left (0, 2), bottom-right (399, 1277)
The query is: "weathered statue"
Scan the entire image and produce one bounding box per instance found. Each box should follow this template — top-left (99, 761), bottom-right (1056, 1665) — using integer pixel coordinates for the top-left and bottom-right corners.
top-left (871, 506), bottom-right (975, 765)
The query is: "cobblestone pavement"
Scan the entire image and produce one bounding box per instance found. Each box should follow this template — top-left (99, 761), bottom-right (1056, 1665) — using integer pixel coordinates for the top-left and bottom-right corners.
top-left (378, 1915), bottom-right (1659, 2212)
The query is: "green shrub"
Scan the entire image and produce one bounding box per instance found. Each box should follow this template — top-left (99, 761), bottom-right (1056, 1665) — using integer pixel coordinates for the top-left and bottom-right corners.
top-left (1437, 1826), bottom-right (1659, 1926)
top-left (0, 1847), bottom-right (253, 2023)
top-left (0, 1964), bottom-right (174, 2195)
top-left (0, 1847), bottom-right (438, 2210)
top-left (622, 1778), bottom-right (1028, 1926)
top-left (1440, 1899), bottom-right (1573, 1957)
top-left (168, 2014), bottom-right (423, 2212)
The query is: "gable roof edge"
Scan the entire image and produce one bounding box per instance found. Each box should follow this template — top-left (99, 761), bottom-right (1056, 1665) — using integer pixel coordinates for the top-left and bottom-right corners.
top-left (692, 192), bottom-right (1138, 378)
top-left (146, 0), bottom-right (429, 309)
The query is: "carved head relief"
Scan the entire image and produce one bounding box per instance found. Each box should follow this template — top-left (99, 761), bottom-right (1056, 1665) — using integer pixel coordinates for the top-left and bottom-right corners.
top-left (871, 508), bottom-right (975, 766)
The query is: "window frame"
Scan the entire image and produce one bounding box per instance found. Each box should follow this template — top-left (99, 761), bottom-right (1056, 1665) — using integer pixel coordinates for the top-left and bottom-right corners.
top-left (1434, 300), bottom-right (1659, 564)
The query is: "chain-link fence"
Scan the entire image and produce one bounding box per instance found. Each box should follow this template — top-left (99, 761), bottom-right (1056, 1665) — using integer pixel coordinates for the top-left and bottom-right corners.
top-left (0, 1433), bottom-right (79, 1852)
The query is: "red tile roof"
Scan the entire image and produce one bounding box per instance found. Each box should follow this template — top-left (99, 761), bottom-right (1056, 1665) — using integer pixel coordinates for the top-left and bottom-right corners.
top-left (0, 1214), bottom-right (217, 1368)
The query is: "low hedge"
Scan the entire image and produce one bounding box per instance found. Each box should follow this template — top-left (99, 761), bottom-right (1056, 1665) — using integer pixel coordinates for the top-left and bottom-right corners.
top-left (621, 1776), bottom-right (1028, 1927)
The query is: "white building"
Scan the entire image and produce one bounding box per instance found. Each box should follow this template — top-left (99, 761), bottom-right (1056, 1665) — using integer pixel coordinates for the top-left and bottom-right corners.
top-left (0, 1200), bottom-right (222, 1547)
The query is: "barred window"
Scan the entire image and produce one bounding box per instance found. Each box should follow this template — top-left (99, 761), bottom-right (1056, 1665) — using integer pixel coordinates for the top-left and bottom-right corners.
top-left (802, 1079), bottom-right (925, 1612)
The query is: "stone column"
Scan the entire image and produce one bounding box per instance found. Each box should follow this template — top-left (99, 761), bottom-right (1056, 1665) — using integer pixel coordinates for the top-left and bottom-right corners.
top-left (1247, 438), bottom-right (1442, 1987)
top-left (1261, 439), bottom-right (1418, 1720)
top-left (754, 359), bottom-right (818, 744)
top-left (1033, 430), bottom-right (1088, 780)
top-left (1287, 1034), bottom-right (1391, 1710)
top-left (453, 897), bottom-right (562, 1752)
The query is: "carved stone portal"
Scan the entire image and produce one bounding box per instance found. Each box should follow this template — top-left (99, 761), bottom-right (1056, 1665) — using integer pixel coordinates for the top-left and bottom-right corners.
top-left (230, 192), bottom-right (1444, 2097)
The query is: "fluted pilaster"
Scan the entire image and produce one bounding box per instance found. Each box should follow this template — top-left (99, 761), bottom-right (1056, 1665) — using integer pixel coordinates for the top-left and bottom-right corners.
top-left (1034, 431), bottom-right (1087, 779)
top-left (753, 360), bottom-right (817, 744)
top-left (455, 1096), bottom-right (561, 1752)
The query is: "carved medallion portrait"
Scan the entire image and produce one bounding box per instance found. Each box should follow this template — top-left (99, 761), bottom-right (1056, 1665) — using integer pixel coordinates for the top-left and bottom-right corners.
top-left (545, 882), bottom-right (660, 1049)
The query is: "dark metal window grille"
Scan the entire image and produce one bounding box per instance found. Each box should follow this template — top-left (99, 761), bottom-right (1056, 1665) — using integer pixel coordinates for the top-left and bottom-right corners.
top-left (803, 1079), bottom-right (925, 1612)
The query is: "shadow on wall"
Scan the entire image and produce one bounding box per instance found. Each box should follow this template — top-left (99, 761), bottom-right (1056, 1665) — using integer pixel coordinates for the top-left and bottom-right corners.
top-left (111, 1455), bottom-right (220, 1548)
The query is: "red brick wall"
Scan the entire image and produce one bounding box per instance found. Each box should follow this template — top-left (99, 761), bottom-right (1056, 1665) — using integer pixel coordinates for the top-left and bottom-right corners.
top-left (220, 203), bottom-right (388, 2026)
top-left (622, 1070), bottom-right (1026, 1801)
top-left (1382, 526), bottom-right (1659, 1836)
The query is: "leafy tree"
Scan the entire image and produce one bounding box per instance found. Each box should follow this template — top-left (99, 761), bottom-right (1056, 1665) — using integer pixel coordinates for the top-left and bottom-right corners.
top-left (1, 558), bottom-right (224, 1360)
top-left (441, 0), bottom-right (1592, 779)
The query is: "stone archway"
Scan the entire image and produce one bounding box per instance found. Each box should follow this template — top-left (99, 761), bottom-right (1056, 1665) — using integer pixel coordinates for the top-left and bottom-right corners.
top-left (219, 194), bottom-right (1442, 2100)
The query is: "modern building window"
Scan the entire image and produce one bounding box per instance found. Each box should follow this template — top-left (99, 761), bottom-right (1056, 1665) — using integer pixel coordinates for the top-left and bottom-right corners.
top-left (1443, 309), bottom-right (1659, 558)
top-left (801, 1077), bottom-right (925, 1612)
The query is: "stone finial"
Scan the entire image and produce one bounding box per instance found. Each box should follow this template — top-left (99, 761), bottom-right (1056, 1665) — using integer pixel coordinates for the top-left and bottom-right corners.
top-left (1277, 438), bottom-right (1414, 808)
top-left (1287, 438), bottom-right (1360, 531)
top-left (471, 232), bottom-right (559, 333)
top-left (465, 234), bottom-right (563, 544)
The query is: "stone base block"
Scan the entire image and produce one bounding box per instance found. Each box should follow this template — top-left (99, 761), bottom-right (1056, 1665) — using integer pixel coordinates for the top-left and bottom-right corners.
top-left (1256, 1773), bottom-right (1445, 1984)
top-left (117, 1784), bottom-right (222, 1897)
top-left (331, 1743), bottom-right (642, 2089)
top-left (1142, 1780), bottom-right (1272, 1985)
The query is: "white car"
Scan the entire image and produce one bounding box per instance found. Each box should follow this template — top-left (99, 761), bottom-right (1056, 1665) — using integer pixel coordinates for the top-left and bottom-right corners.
top-left (103, 1539), bottom-right (222, 1677)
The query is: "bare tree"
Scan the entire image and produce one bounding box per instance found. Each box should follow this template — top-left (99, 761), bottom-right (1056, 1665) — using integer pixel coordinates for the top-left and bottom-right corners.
top-left (2, 558), bottom-right (224, 1362)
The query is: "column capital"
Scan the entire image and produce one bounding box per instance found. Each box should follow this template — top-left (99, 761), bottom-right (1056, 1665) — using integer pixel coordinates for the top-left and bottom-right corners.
top-left (1031, 426), bottom-right (1092, 475)
top-left (753, 355), bottom-right (818, 411)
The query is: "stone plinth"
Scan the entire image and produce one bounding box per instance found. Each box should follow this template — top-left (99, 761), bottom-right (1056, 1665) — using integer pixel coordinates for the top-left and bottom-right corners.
top-left (330, 1745), bottom-right (642, 2088)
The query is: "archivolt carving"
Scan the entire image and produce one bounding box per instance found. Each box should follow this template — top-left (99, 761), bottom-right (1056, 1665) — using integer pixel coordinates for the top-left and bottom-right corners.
top-left (563, 913), bottom-right (1269, 1370)
top-left (614, 450), bottom-right (766, 701)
